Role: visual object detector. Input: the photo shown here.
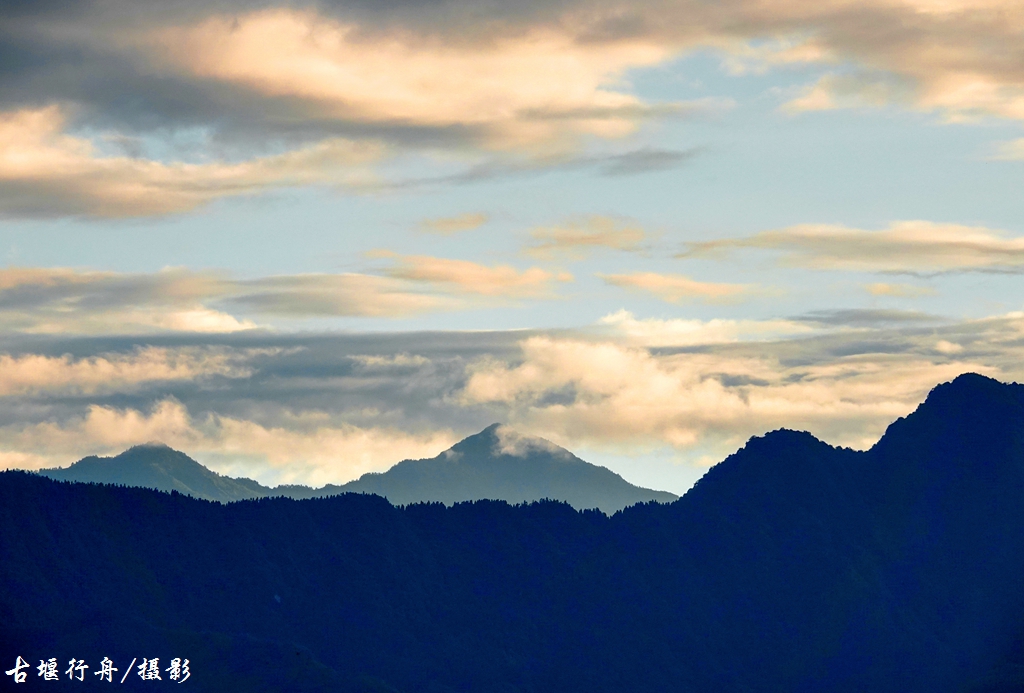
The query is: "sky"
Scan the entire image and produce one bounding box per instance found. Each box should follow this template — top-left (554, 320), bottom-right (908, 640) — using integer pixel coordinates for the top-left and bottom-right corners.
top-left (1, 0), bottom-right (1023, 494)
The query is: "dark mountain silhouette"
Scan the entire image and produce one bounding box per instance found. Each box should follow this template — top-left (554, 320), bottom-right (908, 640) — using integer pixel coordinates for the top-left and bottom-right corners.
top-left (2, 373), bottom-right (1024, 692)
top-left (36, 424), bottom-right (677, 512)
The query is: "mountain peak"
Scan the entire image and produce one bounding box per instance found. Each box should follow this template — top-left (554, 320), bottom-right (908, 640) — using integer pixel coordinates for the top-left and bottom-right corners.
top-left (343, 424), bottom-right (676, 512)
top-left (127, 441), bottom-right (175, 451)
top-left (871, 372), bottom-right (1024, 472)
top-left (924, 372), bottom-right (1017, 405)
top-left (38, 444), bottom-right (270, 502)
top-left (750, 428), bottom-right (825, 448)
top-left (448, 424), bottom-right (576, 462)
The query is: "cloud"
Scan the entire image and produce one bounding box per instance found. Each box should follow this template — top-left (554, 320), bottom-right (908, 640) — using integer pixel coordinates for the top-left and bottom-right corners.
top-left (595, 145), bottom-right (707, 176)
top-left (386, 146), bottom-right (704, 190)
top-left (600, 272), bottom-right (751, 303)
top-left (782, 72), bottom-right (914, 113)
top-left (526, 215), bottom-right (647, 259)
top-left (459, 334), bottom-right (991, 453)
top-left (0, 106), bottom-right (382, 218)
top-left (0, 260), bottom-right (578, 333)
top-left (0, 0), bottom-right (1023, 223)
top-left (420, 213), bottom-right (489, 235)
top-left (681, 221), bottom-right (1024, 273)
top-left (228, 273), bottom-right (452, 318)
top-left (380, 254), bottom-right (573, 298)
top-left (0, 267), bottom-right (256, 333)
top-left (493, 425), bottom-right (571, 458)
top-left (142, 8), bottom-right (672, 151)
top-left (793, 308), bottom-right (941, 327)
top-left (0, 266), bottom-right (432, 331)
top-left (597, 310), bottom-right (814, 346)
top-left (0, 347), bottom-right (257, 396)
top-left (0, 311), bottom-right (1023, 480)
top-left (864, 282), bottom-right (937, 297)
top-left (9, 0), bottom-right (1023, 131)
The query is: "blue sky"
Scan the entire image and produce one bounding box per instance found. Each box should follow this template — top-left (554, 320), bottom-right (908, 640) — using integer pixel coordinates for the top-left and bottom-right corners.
top-left (1, 0), bottom-right (1023, 494)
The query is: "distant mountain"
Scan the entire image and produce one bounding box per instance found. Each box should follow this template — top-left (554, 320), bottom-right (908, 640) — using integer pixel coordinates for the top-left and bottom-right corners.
top-left (38, 444), bottom-right (273, 502)
top-left (37, 424), bottom-right (677, 512)
top-left (6, 372), bottom-right (1024, 692)
top-left (337, 424), bottom-right (677, 512)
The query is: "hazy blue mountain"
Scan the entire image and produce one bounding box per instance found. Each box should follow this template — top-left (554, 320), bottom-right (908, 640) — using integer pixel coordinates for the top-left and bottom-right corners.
top-left (336, 424), bottom-right (678, 512)
top-left (37, 443), bottom-right (273, 503)
top-left (36, 424), bottom-right (677, 511)
top-left (5, 373), bottom-right (1024, 692)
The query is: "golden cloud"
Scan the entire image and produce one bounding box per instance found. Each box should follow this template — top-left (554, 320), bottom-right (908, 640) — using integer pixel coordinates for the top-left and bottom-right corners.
top-left (420, 213), bottom-right (490, 235)
top-left (600, 272), bottom-right (751, 303)
top-left (382, 254), bottom-right (573, 298)
top-left (460, 334), bottom-right (991, 453)
top-left (0, 106), bottom-right (382, 218)
top-left (144, 9), bottom-right (670, 151)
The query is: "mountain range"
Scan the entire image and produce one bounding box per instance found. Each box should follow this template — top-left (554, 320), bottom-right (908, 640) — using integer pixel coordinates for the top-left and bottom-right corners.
top-left (4, 373), bottom-right (1024, 692)
top-left (36, 423), bottom-right (678, 513)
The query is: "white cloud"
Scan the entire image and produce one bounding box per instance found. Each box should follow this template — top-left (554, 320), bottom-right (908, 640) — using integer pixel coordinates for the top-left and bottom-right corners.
top-left (460, 334), bottom-right (992, 454)
top-left (935, 339), bottom-right (964, 354)
top-left (598, 310), bottom-right (813, 346)
top-left (493, 425), bottom-right (572, 458)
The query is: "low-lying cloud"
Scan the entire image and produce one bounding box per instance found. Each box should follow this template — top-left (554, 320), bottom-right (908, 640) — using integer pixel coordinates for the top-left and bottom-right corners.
top-left (0, 310), bottom-right (1022, 485)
